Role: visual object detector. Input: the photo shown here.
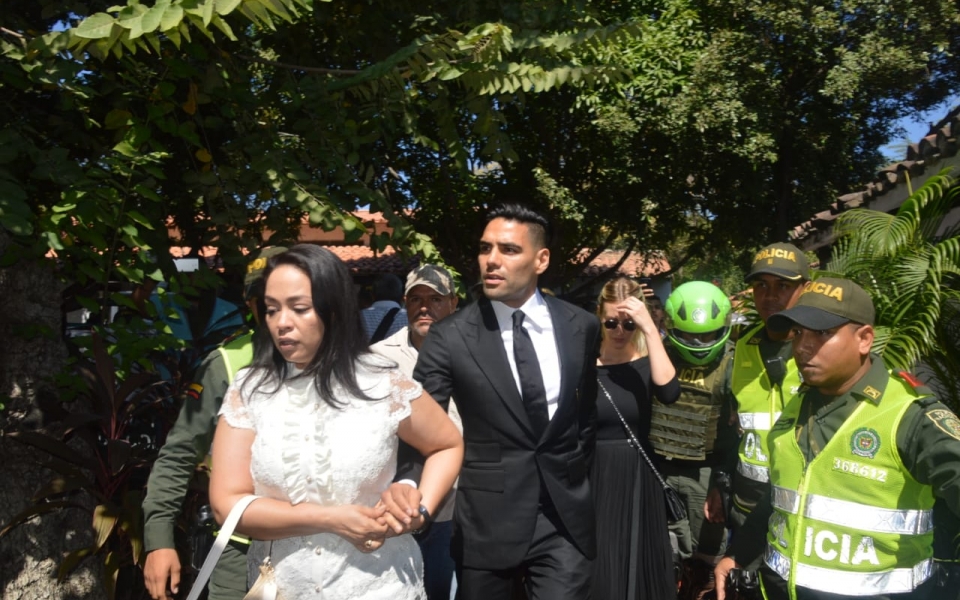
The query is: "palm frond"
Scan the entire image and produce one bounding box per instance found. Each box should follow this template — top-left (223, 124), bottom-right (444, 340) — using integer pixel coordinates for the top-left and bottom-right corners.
top-left (830, 170), bottom-right (960, 377)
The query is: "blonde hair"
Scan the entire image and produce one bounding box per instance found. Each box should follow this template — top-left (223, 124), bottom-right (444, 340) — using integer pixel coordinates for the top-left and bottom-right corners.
top-left (596, 277), bottom-right (648, 357)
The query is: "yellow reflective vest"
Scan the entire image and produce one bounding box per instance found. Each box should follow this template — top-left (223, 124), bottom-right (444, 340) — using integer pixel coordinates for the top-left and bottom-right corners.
top-left (765, 377), bottom-right (935, 598)
top-left (730, 325), bottom-right (802, 487)
top-left (218, 332), bottom-right (254, 381)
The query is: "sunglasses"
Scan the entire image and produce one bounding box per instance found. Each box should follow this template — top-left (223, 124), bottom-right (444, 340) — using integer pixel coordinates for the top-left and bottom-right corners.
top-left (603, 318), bottom-right (637, 332)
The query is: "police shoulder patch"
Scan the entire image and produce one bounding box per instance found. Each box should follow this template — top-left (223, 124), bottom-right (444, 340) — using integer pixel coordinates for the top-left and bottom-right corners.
top-left (850, 427), bottom-right (881, 458)
top-left (186, 382), bottom-right (203, 401)
top-left (925, 408), bottom-right (960, 441)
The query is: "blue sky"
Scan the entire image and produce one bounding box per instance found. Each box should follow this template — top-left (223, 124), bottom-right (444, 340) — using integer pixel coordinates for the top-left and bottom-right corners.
top-left (881, 96), bottom-right (960, 162)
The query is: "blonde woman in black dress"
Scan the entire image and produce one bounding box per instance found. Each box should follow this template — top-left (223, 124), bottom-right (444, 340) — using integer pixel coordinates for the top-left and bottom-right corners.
top-left (592, 277), bottom-right (680, 599)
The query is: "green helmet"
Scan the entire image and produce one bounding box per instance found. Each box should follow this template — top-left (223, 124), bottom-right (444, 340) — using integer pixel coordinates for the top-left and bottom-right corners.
top-left (665, 281), bottom-right (732, 366)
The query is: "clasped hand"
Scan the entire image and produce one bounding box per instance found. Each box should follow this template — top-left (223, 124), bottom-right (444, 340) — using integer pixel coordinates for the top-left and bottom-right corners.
top-left (340, 483), bottom-right (426, 554)
top-left (376, 482), bottom-right (426, 536)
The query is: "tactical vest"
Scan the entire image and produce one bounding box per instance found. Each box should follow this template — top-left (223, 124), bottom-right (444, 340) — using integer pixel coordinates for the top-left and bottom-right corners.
top-left (765, 377), bottom-right (935, 597)
top-left (730, 324), bottom-right (802, 485)
top-left (650, 352), bottom-right (731, 461)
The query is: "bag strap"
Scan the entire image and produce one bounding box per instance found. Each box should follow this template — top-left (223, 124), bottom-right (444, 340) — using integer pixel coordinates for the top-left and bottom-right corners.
top-left (186, 495), bottom-right (260, 600)
top-left (370, 307), bottom-right (400, 344)
top-left (597, 379), bottom-right (674, 493)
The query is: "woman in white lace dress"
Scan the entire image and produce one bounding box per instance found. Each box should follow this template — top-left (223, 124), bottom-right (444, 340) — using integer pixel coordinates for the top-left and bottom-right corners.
top-left (210, 245), bottom-right (463, 599)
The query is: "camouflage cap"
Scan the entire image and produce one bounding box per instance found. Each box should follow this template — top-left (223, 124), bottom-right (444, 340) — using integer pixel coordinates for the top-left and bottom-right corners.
top-left (767, 277), bottom-right (875, 333)
top-left (405, 264), bottom-right (455, 296)
top-left (746, 242), bottom-right (810, 282)
top-left (244, 246), bottom-right (287, 294)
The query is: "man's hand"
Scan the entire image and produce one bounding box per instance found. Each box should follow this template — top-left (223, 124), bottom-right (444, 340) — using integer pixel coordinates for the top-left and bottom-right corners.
top-left (143, 548), bottom-right (181, 600)
top-left (714, 557), bottom-right (739, 600)
top-left (376, 482), bottom-right (423, 535)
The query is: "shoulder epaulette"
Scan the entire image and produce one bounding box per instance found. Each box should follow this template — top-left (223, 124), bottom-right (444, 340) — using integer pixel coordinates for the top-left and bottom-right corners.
top-left (895, 370), bottom-right (933, 396)
top-left (221, 327), bottom-right (252, 346)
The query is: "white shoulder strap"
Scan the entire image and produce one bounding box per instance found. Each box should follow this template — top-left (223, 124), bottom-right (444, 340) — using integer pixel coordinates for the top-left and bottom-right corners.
top-left (185, 495), bottom-right (259, 600)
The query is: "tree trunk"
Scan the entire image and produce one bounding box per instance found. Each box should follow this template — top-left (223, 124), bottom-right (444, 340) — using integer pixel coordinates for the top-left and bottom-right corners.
top-left (0, 229), bottom-right (105, 600)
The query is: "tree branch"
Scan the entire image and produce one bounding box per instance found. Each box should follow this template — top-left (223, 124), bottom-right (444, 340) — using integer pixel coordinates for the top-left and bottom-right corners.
top-left (237, 55), bottom-right (362, 75)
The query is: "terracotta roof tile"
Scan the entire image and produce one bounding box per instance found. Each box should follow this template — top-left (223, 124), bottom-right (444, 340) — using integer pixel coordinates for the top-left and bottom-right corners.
top-left (324, 245), bottom-right (416, 276)
top-left (790, 105), bottom-right (960, 250)
top-left (577, 249), bottom-right (670, 278)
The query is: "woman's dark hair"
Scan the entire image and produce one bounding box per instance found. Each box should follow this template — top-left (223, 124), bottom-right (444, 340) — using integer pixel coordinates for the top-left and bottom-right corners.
top-left (244, 244), bottom-right (383, 406)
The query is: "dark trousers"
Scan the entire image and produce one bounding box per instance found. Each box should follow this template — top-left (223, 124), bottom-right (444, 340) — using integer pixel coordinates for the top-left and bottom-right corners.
top-left (455, 509), bottom-right (592, 600)
top-left (418, 519), bottom-right (456, 600)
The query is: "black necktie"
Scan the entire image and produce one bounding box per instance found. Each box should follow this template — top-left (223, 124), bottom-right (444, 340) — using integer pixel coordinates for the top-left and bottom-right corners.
top-left (512, 310), bottom-right (549, 437)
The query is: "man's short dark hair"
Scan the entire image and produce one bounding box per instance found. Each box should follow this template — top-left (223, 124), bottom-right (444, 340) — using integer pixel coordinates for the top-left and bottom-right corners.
top-left (371, 273), bottom-right (404, 303)
top-left (485, 203), bottom-right (552, 249)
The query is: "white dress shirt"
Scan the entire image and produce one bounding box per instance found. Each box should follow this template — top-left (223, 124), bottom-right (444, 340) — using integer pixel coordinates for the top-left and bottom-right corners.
top-left (490, 291), bottom-right (562, 419)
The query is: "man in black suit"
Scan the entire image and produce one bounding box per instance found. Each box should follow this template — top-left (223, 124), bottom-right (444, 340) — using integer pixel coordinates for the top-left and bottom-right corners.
top-left (412, 204), bottom-right (600, 600)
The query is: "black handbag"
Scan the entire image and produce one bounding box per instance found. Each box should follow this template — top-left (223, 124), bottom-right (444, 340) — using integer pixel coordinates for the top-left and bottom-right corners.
top-left (598, 380), bottom-right (688, 523)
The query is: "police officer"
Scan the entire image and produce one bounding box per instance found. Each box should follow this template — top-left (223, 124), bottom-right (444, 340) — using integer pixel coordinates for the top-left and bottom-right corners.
top-left (652, 281), bottom-right (739, 587)
top-left (715, 277), bottom-right (960, 600)
top-left (706, 244), bottom-right (809, 548)
top-left (142, 247), bottom-right (285, 600)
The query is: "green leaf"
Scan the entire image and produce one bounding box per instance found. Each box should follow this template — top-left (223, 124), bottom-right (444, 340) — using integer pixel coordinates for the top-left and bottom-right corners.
top-left (93, 504), bottom-right (119, 552)
top-left (141, 0), bottom-right (169, 33)
top-left (0, 211), bottom-right (33, 236)
top-left (33, 474), bottom-right (93, 500)
top-left (113, 141), bottom-right (138, 157)
top-left (209, 14), bottom-right (236, 40)
top-left (133, 185), bottom-right (163, 204)
top-left (201, 0), bottom-right (215, 26)
top-left (160, 3), bottom-right (184, 31)
top-left (42, 231), bottom-right (64, 250)
top-left (74, 13), bottom-right (117, 40)
top-left (215, 0), bottom-right (243, 15)
top-left (259, 0), bottom-right (292, 21)
top-left (57, 547), bottom-right (95, 582)
top-left (7, 431), bottom-right (98, 470)
top-left (104, 109), bottom-right (132, 130)
top-left (0, 500), bottom-right (82, 539)
top-left (244, 0), bottom-right (275, 28)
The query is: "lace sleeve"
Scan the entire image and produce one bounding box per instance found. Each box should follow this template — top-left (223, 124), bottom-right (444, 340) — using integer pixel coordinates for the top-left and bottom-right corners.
top-left (218, 375), bottom-right (254, 430)
top-left (388, 369), bottom-right (421, 423)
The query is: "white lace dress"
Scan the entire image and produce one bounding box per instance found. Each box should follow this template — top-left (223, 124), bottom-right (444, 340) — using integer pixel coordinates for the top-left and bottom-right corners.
top-left (219, 357), bottom-right (425, 600)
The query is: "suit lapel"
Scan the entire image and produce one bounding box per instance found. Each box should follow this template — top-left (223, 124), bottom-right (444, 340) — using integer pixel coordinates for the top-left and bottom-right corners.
top-left (543, 295), bottom-right (585, 437)
top-left (458, 299), bottom-right (536, 436)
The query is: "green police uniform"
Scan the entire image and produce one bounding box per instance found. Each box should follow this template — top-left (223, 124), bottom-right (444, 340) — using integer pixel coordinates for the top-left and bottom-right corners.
top-left (653, 349), bottom-right (739, 559)
top-left (728, 357), bottom-right (960, 600)
top-left (143, 332), bottom-right (254, 600)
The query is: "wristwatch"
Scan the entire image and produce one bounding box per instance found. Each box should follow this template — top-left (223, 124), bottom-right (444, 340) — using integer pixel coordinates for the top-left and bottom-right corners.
top-left (411, 504), bottom-right (432, 535)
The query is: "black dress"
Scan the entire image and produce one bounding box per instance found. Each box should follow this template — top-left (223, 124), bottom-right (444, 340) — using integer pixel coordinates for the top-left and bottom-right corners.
top-left (593, 357), bottom-right (681, 600)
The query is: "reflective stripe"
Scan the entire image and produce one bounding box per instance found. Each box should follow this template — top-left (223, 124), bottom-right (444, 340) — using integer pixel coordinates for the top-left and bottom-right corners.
top-left (771, 487), bottom-right (934, 535)
top-left (771, 485), bottom-right (799, 512)
top-left (739, 411), bottom-right (780, 431)
top-left (764, 546), bottom-right (934, 595)
top-left (737, 460), bottom-right (770, 483)
top-left (212, 529), bottom-right (253, 545)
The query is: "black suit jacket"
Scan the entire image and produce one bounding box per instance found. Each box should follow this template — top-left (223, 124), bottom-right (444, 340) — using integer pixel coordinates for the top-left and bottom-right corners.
top-left (412, 295), bottom-right (600, 569)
